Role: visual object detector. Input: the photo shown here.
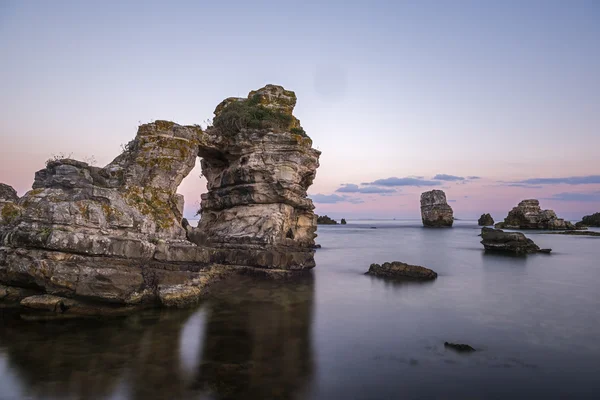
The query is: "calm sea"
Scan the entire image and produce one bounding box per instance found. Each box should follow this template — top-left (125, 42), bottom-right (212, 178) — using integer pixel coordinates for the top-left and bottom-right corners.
top-left (1, 220), bottom-right (599, 399)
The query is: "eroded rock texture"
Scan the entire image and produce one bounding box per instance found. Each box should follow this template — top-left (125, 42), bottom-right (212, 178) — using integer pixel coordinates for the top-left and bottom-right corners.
top-left (495, 199), bottom-right (575, 230)
top-left (367, 261), bottom-right (438, 280)
top-left (0, 84), bottom-right (320, 312)
top-left (420, 190), bottom-right (453, 227)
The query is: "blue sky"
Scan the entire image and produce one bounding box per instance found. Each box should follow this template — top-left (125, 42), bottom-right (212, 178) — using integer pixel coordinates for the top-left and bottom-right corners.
top-left (0, 0), bottom-right (599, 220)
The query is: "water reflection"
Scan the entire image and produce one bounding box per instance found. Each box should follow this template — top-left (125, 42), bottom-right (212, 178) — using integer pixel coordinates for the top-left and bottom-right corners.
top-left (0, 273), bottom-right (315, 400)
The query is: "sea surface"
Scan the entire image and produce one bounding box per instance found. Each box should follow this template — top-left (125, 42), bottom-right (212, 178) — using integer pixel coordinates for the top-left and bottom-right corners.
top-left (1, 220), bottom-right (599, 400)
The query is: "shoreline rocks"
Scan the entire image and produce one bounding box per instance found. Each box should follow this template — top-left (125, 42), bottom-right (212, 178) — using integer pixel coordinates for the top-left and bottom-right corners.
top-left (478, 213), bottom-right (494, 226)
top-left (0, 84), bottom-right (321, 314)
top-left (542, 231), bottom-right (600, 237)
top-left (420, 190), bottom-right (453, 227)
top-left (366, 261), bottom-right (438, 280)
top-left (495, 199), bottom-right (576, 230)
top-left (480, 227), bottom-right (551, 254)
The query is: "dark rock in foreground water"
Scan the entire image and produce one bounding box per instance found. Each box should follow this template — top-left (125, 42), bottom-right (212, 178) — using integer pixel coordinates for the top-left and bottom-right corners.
top-left (421, 190), bottom-right (453, 227)
top-left (478, 213), bottom-right (494, 226)
top-left (444, 342), bottom-right (476, 352)
top-left (495, 199), bottom-right (576, 230)
top-left (316, 215), bottom-right (338, 225)
top-left (480, 227), bottom-right (551, 254)
top-left (577, 212), bottom-right (600, 228)
top-left (367, 261), bottom-right (438, 280)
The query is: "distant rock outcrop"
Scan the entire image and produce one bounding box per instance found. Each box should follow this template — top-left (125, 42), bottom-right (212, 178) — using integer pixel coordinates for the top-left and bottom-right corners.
top-left (495, 199), bottom-right (576, 230)
top-left (0, 84), bottom-right (321, 313)
top-left (478, 213), bottom-right (494, 226)
top-left (420, 190), bottom-right (453, 227)
top-left (340, 218), bottom-right (347, 225)
top-left (316, 215), bottom-right (337, 225)
top-left (480, 227), bottom-right (551, 254)
top-left (577, 212), bottom-right (600, 228)
top-left (367, 261), bottom-right (438, 280)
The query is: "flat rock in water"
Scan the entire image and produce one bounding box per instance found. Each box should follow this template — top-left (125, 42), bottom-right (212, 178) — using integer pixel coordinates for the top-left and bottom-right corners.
top-left (444, 342), bottom-right (476, 352)
top-left (480, 227), bottom-right (551, 254)
top-left (367, 261), bottom-right (438, 280)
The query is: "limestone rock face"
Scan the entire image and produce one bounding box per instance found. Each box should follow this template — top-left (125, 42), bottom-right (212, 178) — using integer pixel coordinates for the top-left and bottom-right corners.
top-left (480, 227), bottom-right (551, 254)
top-left (367, 261), bottom-right (438, 280)
top-left (0, 84), bottom-right (320, 312)
top-left (478, 213), bottom-right (494, 226)
top-left (495, 199), bottom-right (575, 230)
top-left (420, 190), bottom-right (453, 227)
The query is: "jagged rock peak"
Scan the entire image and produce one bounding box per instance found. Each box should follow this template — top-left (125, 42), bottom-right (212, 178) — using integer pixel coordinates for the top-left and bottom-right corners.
top-left (0, 183), bottom-right (18, 202)
top-left (420, 189), bottom-right (453, 227)
top-left (211, 84), bottom-right (305, 137)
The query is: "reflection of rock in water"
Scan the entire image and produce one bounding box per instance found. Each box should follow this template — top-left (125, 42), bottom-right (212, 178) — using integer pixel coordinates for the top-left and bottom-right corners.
top-left (195, 273), bottom-right (315, 400)
top-left (0, 308), bottom-right (196, 400)
top-left (0, 274), bottom-right (315, 400)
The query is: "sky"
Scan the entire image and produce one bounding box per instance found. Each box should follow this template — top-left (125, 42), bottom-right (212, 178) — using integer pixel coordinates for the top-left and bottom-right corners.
top-left (0, 0), bottom-right (599, 221)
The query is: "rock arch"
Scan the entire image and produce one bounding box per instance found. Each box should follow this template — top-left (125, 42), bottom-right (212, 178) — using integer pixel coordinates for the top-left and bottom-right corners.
top-left (0, 85), bottom-right (320, 310)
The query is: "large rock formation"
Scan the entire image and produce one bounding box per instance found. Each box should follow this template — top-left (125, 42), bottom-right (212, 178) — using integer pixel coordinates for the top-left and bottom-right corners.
top-left (495, 199), bottom-right (575, 230)
top-left (420, 190), bottom-right (453, 227)
top-left (0, 84), bottom-right (320, 312)
top-left (480, 227), bottom-right (551, 254)
top-left (367, 261), bottom-right (438, 280)
top-left (577, 212), bottom-right (600, 228)
top-left (478, 213), bottom-right (494, 226)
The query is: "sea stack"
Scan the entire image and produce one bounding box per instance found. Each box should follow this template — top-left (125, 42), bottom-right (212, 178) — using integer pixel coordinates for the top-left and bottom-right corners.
top-left (478, 213), bottom-right (494, 226)
top-left (495, 199), bottom-right (575, 230)
top-left (0, 84), bottom-right (321, 313)
top-left (420, 190), bottom-right (453, 227)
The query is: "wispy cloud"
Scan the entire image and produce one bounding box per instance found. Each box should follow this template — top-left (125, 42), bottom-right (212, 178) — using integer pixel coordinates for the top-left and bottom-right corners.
top-left (513, 175), bottom-right (600, 185)
top-left (467, 176), bottom-right (481, 180)
top-left (502, 183), bottom-right (544, 189)
top-left (310, 194), bottom-right (364, 204)
top-left (544, 191), bottom-right (600, 202)
top-left (362, 177), bottom-right (442, 187)
top-left (433, 174), bottom-right (465, 181)
top-left (336, 184), bottom-right (396, 194)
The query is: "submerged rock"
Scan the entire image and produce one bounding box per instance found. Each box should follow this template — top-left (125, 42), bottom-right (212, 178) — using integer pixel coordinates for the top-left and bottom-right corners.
top-left (367, 261), bottom-right (438, 280)
top-left (495, 199), bottom-right (576, 230)
top-left (478, 213), bottom-right (494, 226)
top-left (0, 85), bottom-right (321, 313)
top-left (316, 215), bottom-right (337, 225)
top-left (577, 212), bottom-right (600, 228)
top-left (542, 231), bottom-right (600, 237)
top-left (444, 342), bottom-right (476, 352)
top-left (420, 190), bottom-right (453, 227)
top-left (480, 227), bottom-right (551, 254)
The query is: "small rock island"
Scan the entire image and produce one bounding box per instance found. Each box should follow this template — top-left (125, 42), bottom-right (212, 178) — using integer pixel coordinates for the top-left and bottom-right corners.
top-left (367, 261), bottom-right (438, 280)
top-left (495, 199), bottom-right (576, 230)
top-left (420, 190), bottom-right (453, 227)
top-left (0, 84), bottom-right (321, 314)
top-left (478, 213), bottom-right (494, 226)
top-left (316, 215), bottom-right (338, 225)
top-left (577, 212), bottom-right (600, 228)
